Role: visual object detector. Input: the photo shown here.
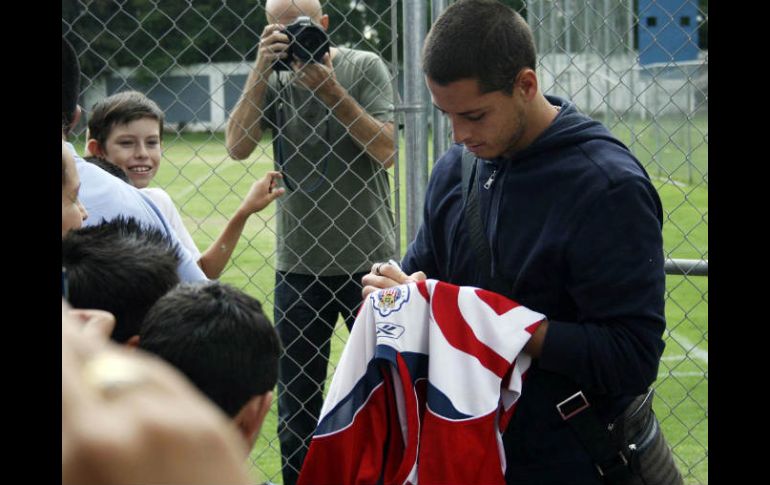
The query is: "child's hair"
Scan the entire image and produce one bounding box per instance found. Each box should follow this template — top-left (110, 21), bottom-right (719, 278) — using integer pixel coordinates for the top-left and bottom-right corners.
top-left (88, 91), bottom-right (165, 149)
top-left (83, 156), bottom-right (130, 184)
top-left (62, 216), bottom-right (181, 343)
top-left (139, 281), bottom-right (281, 418)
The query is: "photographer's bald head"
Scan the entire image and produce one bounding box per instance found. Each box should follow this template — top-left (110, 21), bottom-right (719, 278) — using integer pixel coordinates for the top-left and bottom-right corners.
top-left (266, 0), bottom-right (326, 27)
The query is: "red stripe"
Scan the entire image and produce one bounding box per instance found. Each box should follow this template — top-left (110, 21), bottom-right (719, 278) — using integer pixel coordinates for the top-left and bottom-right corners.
top-left (431, 282), bottom-right (511, 378)
top-left (417, 280), bottom-right (430, 301)
top-left (473, 288), bottom-right (520, 315)
top-left (525, 321), bottom-right (541, 335)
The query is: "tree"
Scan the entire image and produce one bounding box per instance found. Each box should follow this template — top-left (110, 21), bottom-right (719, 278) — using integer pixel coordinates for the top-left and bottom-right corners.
top-left (63, 0), bottom-right (401, 82)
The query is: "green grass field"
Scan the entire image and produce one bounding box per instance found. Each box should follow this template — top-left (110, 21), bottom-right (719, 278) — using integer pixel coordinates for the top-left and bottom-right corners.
top-left (96, 113), bottom-right (706, 484)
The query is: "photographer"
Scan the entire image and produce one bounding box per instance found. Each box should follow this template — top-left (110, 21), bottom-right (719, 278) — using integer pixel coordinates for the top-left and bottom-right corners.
top-left (225, 1), bottom-right (397, 484)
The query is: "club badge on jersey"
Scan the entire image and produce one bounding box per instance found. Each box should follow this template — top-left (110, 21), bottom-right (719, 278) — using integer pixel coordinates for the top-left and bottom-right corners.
top-left (371, 285), bottom-right (410, 317)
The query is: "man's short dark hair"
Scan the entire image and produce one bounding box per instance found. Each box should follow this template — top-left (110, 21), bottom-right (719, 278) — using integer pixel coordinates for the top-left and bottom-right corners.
top-left (88, 90), bottom-right (165, 149)
top-left (139, 282), bottom-right (281, 418)
top-left (422, 0), bottom-right (536, 95)
top-left (62, 37), bottom-right (80, 134)
top-left (83, 156), bottom-right (130, 184)
top-left (62, 217), bottom-right (181, 343)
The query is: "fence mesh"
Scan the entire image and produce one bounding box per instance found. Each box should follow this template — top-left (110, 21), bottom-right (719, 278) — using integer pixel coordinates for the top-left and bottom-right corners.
top-left (63, 0), bottom-right (707, 483)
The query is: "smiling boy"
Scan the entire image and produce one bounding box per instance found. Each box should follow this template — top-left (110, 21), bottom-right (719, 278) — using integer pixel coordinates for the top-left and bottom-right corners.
top-left (86, 91), bottom-right (285, 279)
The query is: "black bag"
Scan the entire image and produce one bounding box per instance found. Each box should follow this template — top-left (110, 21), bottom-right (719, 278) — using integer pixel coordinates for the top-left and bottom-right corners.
top-left (612, 389), bottom-right (683, 485)
top-left (460, 148), bottom-right (683, 485)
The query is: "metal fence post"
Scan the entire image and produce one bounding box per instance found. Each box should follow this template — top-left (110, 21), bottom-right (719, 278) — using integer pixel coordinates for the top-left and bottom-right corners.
top-left (402, 0), bottom-right (429, 243)
top-left (431, 0), bottom-right (451, 166)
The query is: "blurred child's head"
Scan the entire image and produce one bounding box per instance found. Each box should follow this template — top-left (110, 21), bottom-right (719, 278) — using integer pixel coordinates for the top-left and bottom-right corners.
top-left (62, 141), bottom-right (88, 237)
top-left (139, 281), bottom-right (281, 448)
top-left (62, 216), bottom-right (181, 343)
top-left (86, 91), bottom-right (164, 188)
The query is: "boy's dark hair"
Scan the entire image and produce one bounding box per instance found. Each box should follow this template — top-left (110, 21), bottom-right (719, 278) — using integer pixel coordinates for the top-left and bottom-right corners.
top-left (83, 156), bottom-right (130, 184)
top-left (62, 38), bottom-right (80, 134)
top-left (62, 216), bottom-right (181, 343)
top-left (422, 0), bottom-right (536, 95)
top-left (139, 282), bottom-right (281, 418)
top-left (88, 91), bottom-right (165, 149)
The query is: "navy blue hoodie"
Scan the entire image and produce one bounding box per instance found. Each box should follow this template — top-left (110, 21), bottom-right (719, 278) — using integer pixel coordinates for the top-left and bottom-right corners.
top-left (402, 95), bottom-right (666, 483)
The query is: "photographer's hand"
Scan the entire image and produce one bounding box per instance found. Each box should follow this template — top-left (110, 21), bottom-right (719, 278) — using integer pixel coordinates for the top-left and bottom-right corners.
top-left (293, 53), bottom-right (340, 101)
top-left (255, 23), bottom-right (290, 77)
top-left (226, 23), bottom-right (288, 160)
top-left (294, 52), bottom-right (396, 168)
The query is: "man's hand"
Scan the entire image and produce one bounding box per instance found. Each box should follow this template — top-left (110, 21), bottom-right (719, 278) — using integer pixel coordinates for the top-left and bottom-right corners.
top-left (293, 53), bottom-right (342, 103)
top-left (255, 24), bottom-right (290, 76)
top-left (361, 261), bottom-right (427, 298)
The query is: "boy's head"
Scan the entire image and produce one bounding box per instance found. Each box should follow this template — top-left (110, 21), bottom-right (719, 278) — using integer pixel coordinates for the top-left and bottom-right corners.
top-left (138, 281), bottom-right (281, 449)
top-left (62, 216), bottom-right (180, 343)
top-left (86, 91), bottom-right (164, 188)
top-left (83, 156), bottom-right (131, 184)
top-left (62, 141), bottom-right (88, 236)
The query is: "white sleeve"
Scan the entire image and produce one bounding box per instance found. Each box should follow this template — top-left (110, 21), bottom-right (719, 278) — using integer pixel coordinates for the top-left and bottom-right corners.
top-left (141, 188), bottom-right (202, 261)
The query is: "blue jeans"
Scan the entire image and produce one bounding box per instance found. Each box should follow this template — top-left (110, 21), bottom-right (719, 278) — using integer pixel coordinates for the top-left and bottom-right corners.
top-left (274, 271), bottom-right (366, 485)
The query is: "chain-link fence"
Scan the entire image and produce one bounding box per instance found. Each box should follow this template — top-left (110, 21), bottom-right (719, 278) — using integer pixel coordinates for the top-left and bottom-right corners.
top-left (63, 0), bottom-right (707, 483)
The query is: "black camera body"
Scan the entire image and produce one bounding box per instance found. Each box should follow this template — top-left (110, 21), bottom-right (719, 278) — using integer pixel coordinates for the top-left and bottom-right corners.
top-left (274, 16), bottom-right (330, 72)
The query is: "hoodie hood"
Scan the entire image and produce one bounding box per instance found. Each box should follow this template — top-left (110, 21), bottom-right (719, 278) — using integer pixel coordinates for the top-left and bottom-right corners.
top-left (507, 95), bottom-right (627, 163)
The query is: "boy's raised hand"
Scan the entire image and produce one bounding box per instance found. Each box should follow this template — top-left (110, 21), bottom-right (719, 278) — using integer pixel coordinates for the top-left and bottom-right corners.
top-left (239, 170), bottom-right (285, 214)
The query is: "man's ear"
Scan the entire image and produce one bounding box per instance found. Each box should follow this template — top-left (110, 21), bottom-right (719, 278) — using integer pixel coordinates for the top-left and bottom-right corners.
top-left (86, 138), bottom-right (106, 158)
top-left (125, 335), bottom-right (140, 348)
top-left (515, 68), bottom-right (539, 101)
top-left (320, 14), bottom-right (329, 31)
top-left (234, 391), bottom-right (273, 449)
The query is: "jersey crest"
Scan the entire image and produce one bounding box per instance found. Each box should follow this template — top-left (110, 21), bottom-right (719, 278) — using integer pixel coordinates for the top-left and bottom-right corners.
top-left (371, 285), bottom-right (410, 317)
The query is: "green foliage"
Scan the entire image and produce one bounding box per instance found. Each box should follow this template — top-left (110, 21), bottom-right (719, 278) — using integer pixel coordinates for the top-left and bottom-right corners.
top-left (62, 0), bottom-right (399, 81)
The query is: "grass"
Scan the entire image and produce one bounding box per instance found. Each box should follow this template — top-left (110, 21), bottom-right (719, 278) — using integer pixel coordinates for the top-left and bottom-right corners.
top-left (92, 112), bottom-right (706, 484)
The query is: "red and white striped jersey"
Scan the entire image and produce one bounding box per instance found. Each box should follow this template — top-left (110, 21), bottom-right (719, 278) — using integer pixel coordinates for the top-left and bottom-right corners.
top-left (297, 279), bottom-right (544, 485)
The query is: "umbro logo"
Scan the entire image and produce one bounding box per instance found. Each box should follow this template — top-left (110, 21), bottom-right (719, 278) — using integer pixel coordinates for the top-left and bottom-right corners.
top-left (376, 322), bottom-right (405, 339)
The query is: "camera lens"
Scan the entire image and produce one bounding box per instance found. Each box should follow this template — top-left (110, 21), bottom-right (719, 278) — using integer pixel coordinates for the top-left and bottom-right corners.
top-left (293, 28), bottom-right (328, 62)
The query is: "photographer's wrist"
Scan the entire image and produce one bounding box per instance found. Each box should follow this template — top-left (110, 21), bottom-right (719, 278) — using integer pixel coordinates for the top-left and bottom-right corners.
top-left (253, 56), bottom-right (273, 78)
top-left (319, 82), bottom-right (345, 107)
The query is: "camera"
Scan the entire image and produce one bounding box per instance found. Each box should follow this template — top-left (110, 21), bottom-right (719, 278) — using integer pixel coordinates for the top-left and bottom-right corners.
top-left (274, 16), bottom-right (330, 72)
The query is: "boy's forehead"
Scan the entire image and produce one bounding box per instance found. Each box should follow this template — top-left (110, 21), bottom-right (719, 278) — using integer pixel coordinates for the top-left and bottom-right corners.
top-left (109, 117), bottom-right (162, 135)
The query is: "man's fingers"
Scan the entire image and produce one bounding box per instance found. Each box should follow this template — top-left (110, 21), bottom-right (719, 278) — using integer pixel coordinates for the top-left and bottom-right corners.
top-left (408, 271), bottom-right (427, 282)
top-left (362, 285), bottom-right (380, 299)
top-left (378, 262), bottom-right (408, 282)
top-left (361, 272), bottom-right (396, 288)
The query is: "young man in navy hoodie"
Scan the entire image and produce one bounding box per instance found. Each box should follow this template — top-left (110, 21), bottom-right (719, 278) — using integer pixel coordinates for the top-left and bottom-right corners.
top-left (363, 1), bottom-right (667, 483)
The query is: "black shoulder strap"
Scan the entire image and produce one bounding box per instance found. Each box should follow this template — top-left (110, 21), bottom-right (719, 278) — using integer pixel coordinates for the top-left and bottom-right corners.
top-left (461, 147), bottom-right (635, 484)
top-left (460, 148), bottom-right (510, 296)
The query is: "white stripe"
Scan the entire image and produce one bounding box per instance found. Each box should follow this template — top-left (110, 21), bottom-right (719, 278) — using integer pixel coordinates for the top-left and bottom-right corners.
top-left (653, 176), bottom-right (688, 188)
top-left (428, 314), bottom-right (503, 416)
top-left (658, 371), bottom-right (706, 378)
top-left (668, 331), bottom-right (708, 364)
top-left (661, 355), bottom-right (686, 361)
top-left (455, 286), bottom-right (545, 362)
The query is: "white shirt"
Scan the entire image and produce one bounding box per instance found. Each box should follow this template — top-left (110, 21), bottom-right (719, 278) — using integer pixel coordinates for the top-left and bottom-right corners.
top-left (141, 188), bottom-right (201, 261)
